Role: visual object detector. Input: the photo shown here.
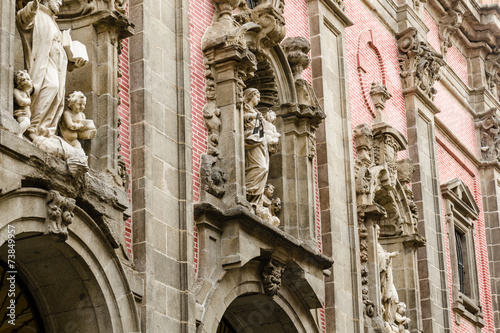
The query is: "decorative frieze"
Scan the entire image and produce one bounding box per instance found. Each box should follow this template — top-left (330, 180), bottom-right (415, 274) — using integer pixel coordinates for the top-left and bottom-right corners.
top-left (45, 190), bottom-right (76, 240)
top-left (397, 28), bottom-right (445, 100)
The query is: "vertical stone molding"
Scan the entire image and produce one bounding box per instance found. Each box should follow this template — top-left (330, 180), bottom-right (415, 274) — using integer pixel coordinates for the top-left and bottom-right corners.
top-left (397, 28), bottom-right (445, 100)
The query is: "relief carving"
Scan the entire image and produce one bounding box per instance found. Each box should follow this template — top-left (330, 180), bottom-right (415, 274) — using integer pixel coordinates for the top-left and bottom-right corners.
top-left (201, 154), bottom-right (227, 198)
top-left (45, 190), bottom-right (76, 240)
top-left (203, 78), bottom-right (222, 156)
top-left (261, 258), bottom-right (286, 296)
top-left (256, 184), bottom-right (281, 227)
top-left (397, 28), bottom-right (445, 100)
top-left (485, 52), bottom-right (500, 100)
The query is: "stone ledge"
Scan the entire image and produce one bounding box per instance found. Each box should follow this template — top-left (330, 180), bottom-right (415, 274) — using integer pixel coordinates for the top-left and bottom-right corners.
top-left (194, 202), bottom-right (333, 270)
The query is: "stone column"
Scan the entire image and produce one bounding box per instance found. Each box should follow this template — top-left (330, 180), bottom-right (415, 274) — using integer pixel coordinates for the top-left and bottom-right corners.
top-left (0, 0), bottom-right (17, 132)
top-left (397, 27), bottom-right (452, 332)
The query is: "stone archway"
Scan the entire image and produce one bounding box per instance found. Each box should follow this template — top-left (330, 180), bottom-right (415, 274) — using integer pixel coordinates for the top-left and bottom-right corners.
top-left (0, 188), bottom-right (140, 333)
top-left (217, 294), bottom-right (299, 333)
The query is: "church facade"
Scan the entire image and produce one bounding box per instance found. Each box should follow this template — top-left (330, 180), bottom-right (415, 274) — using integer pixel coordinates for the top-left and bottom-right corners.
top-left (0, 0), bottom-right (499, 332)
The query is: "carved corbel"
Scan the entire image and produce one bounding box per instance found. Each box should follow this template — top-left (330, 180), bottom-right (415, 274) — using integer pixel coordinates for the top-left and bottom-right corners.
top-left (261, 258), bottom-right (286, 296)
top-left (200, 154), bottom-right (227, 198)
top-left (475, 108), bottom-right (500, 162)
top-left (45, 190), bottom-right (76, 240)
top-left (438, 10), bottom-right (463, 56)
top-left (397, 28), bottom-right (445, 100)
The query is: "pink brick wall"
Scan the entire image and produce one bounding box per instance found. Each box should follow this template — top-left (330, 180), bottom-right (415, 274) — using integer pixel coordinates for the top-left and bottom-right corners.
top-left (345, 0), bottom-right (408, 141)
top-left (434, 81), bottom-right (477, 156)
top-left (425, 11), bottom-right (441, 55)
top-left (118, 3), bottom-right (132, 255)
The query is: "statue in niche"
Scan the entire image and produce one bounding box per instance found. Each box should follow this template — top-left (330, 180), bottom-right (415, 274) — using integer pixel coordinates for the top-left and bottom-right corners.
top-left (60, 91), bottom-right (96, 148)
top-left (375, 224), bottom-right (402, 330)
top-left (243, 88), bottom-right (280, 207)
top-left (16, 0), bottom-right (92, 176)
top-left (13, 70), bottom-right (33, 138)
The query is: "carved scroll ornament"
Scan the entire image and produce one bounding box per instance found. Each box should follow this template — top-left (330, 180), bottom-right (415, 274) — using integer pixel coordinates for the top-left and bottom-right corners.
top-left (398, 28), bottom-right (445, 100)
top-left (261, 259), bottom-right (286, 296)
top-left (438, 10), bottom-right (463, 56)
top-left (45, 190), bottom-right (76, 240)
top-left (475, 108), bottom-right (500, 162)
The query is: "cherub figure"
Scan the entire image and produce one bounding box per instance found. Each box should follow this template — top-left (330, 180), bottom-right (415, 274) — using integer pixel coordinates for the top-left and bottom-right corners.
top-left (257, 183), bottom-right (281, 227)
top-left (394, 302), bottom-right (410, 333)
top-left (13, 70), bottom-right (33, 138)
top-left (60, 91), bottom-right (96, 148)
top-left (263, 110), bottom-right (280, 154)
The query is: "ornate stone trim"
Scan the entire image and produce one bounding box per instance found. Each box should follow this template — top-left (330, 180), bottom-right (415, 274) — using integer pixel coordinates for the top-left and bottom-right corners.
top-left (397, 28), bottom-right (445, 100)
top-left (45, 190), bottom-right (76, 240)
top-left (438, 10), bottom-right (463, 56)
top-left (261, 258), bottom-right (286, 296)
top-left (475, 108), bottom-right (500, 163)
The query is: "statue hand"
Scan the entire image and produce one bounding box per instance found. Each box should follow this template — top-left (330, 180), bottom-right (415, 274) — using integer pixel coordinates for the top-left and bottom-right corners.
top-left (74, 58), bottom-right (88, 68)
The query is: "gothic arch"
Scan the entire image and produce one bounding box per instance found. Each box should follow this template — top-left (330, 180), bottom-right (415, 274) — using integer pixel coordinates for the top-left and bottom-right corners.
top-left (0, 188), bottom-right (139, 333)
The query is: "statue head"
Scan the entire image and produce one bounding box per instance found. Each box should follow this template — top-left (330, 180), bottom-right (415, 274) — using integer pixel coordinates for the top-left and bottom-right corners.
top-left (42, 0), bottom-right (62, 14)
top-left (67, 91), bottom-right (86, 113)
top-left (265, 110), bottom-right (276, 123)
top-left (243, 88), bottom-right (260, 107)
top-left (14, 70), bottom-right (32, 91)
top-left (264, 183), bottom-right (275, 198)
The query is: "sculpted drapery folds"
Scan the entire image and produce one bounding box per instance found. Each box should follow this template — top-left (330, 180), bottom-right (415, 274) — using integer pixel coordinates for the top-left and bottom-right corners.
top-left (244, 88), bottom-right (274, 204)
top-left (16, 0), bottom-right (87, 141)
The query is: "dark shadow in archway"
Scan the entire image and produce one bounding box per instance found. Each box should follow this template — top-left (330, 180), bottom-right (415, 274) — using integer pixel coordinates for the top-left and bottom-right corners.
top-left (0, 233), bottom-right (112, 333)
top-left (217, 294), bottom-right (299, 333)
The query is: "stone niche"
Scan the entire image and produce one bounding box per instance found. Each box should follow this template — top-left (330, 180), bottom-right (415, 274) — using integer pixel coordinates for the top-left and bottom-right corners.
top-left (355, 83), bottom-right (425, 333)
top-left (194, 1), bottom-right (330, 332)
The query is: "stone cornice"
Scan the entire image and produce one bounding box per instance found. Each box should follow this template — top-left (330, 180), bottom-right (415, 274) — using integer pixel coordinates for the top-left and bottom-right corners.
top-left (317, 0), bottom-right (354, 27)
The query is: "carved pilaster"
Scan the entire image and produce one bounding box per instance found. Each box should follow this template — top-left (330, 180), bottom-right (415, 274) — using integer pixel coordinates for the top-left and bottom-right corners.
top-left (397, 28), bottom-right (445, 100)
top-left (438, 10), bottom-right (463, 56)
top-left (45, 190), bottom-right (76, 240)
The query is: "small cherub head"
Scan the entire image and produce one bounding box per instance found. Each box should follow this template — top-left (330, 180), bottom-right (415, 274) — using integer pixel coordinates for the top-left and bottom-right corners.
top-left (265, 110), bottom-right (277, 123)
top-left (14, 70), bottom-right (33, 91)
top-left (67, 91), bottom-right (86, 113)
top-left (264, 183), bottom-right (275, 198)
top-left (397, 302), bottom-right (407, 314)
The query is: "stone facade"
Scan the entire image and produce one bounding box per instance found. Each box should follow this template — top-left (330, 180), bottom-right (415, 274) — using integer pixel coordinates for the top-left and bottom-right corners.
top-left (0, 0), bottom-right (499, 332)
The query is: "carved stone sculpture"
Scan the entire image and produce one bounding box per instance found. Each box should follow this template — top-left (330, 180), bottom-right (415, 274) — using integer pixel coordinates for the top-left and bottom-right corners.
top-left (16, 0), bottom-right (90, 175)
top-left (202, 78), bottom-right (222, 156)
top-left (201, 154), bottom-right (227, 198)
top-left (485, 52), bottom-right (500, 100)
top-left (376, 225), bottom-right (401, 330)
top-left (16, 0), bottom-right (88, 141)
top-left (243, 88), bottom-right (279, 206)
top-left (13, 70), bottom-right (33, 138)
top-left (261, 258), bottom-right (285, 296)
top-left (397, 28), bottom-right (445, 100)
top-left (60, 91), bottom-right (96, 149)
top-left (45, 190), bottom-right (76, 240)
top-left (256, 183), bottom-right (281, 227)
top-left (438, 10), bottom-right (463, 56)
top-left (475, 108), bottom-right (500, 162)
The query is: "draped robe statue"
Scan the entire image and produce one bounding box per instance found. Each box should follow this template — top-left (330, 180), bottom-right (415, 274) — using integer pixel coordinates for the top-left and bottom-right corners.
top-left (16, 0), bottom-right (87, 140)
